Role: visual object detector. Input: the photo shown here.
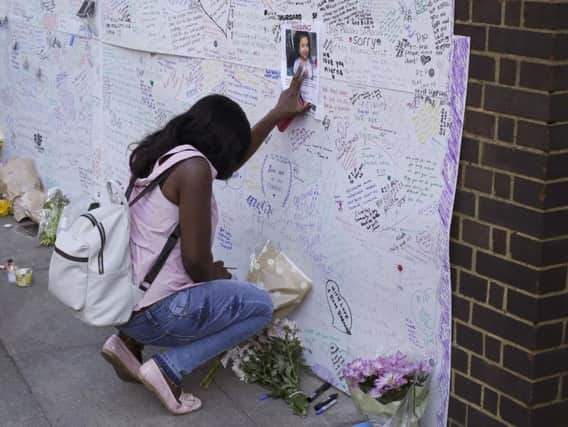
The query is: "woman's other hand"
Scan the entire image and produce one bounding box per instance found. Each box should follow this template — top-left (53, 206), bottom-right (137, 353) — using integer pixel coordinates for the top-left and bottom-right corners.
top-left (271, 65), bottom-right (312, 122)
top-left (211, 260), bottom-right (232, 280)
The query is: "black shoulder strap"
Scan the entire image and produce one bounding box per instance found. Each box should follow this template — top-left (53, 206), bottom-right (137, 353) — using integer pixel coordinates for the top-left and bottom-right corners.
top-left (125, 176), bottom-right (136, 201)
top-left (138, 224), bottom-right (181, 291)
top-left (125, 162), bottom-right (185, 292)
top-left (127, 165), bottom-right (178, 207)
top-left (126, 147), bottom-right (198, 204)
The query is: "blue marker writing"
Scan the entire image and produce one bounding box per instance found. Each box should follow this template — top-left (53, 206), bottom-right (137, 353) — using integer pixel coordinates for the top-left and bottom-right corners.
top-left (315, 397), bottom-right (337, 415)
top-left (69, 35), bottom-right (75, 46)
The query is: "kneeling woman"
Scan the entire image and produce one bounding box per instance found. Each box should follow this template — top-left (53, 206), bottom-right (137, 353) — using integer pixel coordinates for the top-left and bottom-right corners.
top-left (101, 69), bottom-right (310, 414)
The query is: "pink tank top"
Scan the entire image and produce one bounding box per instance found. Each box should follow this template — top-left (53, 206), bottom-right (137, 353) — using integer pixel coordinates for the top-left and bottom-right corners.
top-left (129, 145), bottom-right (219, 310)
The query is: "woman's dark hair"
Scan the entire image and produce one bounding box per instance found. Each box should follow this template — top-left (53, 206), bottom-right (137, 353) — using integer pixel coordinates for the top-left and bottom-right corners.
top-left (129, 95), bottom-right (251, 180)
top-left (293, 31), bottom-right (311, 57)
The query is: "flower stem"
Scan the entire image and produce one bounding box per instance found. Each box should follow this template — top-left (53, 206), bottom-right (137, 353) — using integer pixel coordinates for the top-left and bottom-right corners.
top-left (200, 358), bottom-right (222, 389)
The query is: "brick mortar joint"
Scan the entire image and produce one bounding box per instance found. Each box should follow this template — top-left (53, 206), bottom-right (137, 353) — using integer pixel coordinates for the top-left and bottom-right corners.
top-left (453, 226), bottom-right (568, 245)
top-left (454, 317), bottom-right (563, 352)
top-left (451, 223), bottom-right (568, 247)
top-left (453, 340), bottom-right (568, 383)
top-left (466, 47), bottom-right (568, 66)
top-left (457, 161), bottom-right (568, 187)
top-left (454, 317), bottom-right (542, 344)
top-left (461, 162), bottom-right (568, 185)
top-left (465, 113), bottom-right (568, 127)
top-left (450, 392), bottom-right (516, 427)
top-left (456, 20), bottom-right (568, 36)
top-left (455, 186), bottom-right (568, 214)
top-left (467, 78), bottom-right (561, 96)
top-left (452, 381), bottom-right (568, 415)
top-left (453, 262), bottom-right (568, 299)
top-left (497, 80), bottom-right (568, 98)
top-left (454, 282), bottom-right (568, 308)
top-left (463, 243), bottom-right (568, 271)
top-left (481, 282), bottom-right (568, 300)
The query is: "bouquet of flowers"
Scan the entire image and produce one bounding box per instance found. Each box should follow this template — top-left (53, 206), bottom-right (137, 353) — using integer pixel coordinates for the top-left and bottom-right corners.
top-left (344, 352), bottom-right (432, 427)
top-left (38, 188), bottom-right (68, 246)
top-left (219, 318), bottom-right (310, 416)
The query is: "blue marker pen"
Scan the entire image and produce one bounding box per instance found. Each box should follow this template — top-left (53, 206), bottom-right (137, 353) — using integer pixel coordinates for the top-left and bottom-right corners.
top-left (315, 397), bottom-right (338, 415)
top-left (307, 382), bottom-right (331, 402)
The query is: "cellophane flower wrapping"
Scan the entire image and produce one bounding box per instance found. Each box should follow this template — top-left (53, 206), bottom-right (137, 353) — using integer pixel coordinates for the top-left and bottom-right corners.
top-left (344, 353), bottom-right (432, 427)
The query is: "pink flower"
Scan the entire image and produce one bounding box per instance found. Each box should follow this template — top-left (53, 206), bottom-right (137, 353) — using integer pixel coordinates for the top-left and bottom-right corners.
top-left (343, 358), bottom-right (366, 384)
top-left (368, 386), bottom-right (384, 399)
top-left (345, 353), bottom-right (431, 392)
top-left (377, 352), bottom-right (412, 377)
top-left (371, 359), bottom-right (384, 374)
top-left (374, 372), bottom-right (407, 392)
top-left (361, 359), bottom-right (378, 377)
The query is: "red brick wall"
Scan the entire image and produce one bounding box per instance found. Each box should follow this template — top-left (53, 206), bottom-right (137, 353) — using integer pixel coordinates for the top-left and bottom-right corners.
top-left (450, 1), bottom-right (568, 426)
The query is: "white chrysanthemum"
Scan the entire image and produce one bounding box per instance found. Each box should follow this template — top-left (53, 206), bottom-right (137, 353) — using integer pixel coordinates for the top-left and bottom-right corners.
top-left (265, 318), bottom-right (299, 339)
top-left (267, 324), bottom-right (284, 339)
top-left (282, 318), bottom-right (299, 335)
top-left (232, 364), bottom-right (247, 382)
top-left (221, 347), bottom-right (240, 368)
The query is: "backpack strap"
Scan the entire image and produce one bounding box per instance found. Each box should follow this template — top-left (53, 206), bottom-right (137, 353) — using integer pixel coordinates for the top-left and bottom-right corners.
top-left (125, 146), bottom-right (213, 293)
top-left (127, 165), bottom-right (178, 207)
top-left (138, 224), bottom-right (181, 291)
top-left (125, 177), bottom-right (136, 201)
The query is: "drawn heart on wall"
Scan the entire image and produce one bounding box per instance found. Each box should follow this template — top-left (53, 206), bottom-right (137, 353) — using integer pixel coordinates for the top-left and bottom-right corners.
top-left (198, 0), bottom-right (232, 38)
top-left (420, 55), bottom-right (431, 65)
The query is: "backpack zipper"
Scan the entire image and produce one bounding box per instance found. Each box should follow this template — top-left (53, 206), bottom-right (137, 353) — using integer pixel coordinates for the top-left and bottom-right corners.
top-left (97, 220), bottom-right (106, 274)
top-left (81, 214), bottom-right (105, 274)
top-left (54, 246), bottom-right (88, 263)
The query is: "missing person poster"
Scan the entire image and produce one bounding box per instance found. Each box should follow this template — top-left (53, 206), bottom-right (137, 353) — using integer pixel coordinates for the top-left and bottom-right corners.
top-left (281, 22), bottom-right (323, 119)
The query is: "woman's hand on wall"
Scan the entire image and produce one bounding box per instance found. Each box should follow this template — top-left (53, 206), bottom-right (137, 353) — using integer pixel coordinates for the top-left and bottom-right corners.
top-left (271, 65), bottom-right (312, 122)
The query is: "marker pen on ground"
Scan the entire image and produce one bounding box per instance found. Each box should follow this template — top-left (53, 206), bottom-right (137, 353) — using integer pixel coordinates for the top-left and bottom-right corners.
top-left (313, 393), bottom-right (338, 412)
top-left (315, 397), bottom-right (338, 415)
top-left (307, 382), bottom-right (331, 402)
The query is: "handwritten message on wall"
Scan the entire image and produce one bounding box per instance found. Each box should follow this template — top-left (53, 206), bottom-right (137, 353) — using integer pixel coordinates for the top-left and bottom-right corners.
top-left (0, 1), bottom-right (469, 424)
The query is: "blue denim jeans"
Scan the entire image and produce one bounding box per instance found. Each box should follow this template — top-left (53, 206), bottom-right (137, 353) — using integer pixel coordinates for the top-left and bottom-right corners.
top-left (119, 280), bottom-right (273, 385)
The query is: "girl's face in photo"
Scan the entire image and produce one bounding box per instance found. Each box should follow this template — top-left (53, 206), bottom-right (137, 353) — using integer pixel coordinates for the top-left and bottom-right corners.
top-left (299, 36), bottom-right (310, 60)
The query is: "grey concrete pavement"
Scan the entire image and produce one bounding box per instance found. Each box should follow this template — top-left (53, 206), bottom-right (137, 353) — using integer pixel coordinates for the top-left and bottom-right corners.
top-left (0, 216), bottom-right (363, 426)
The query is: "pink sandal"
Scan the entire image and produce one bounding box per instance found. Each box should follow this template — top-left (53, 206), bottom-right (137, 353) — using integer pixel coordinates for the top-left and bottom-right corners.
top-left (138, 359), bottom-right (202, 415)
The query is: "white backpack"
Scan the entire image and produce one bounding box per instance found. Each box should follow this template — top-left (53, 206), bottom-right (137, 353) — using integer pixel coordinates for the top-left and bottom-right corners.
top-left (48, 170), bottom-right (180, 327)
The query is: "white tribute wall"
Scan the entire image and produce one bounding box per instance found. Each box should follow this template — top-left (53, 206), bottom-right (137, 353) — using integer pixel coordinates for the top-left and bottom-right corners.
top-left (0, 1), bottom-right (469, 424)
